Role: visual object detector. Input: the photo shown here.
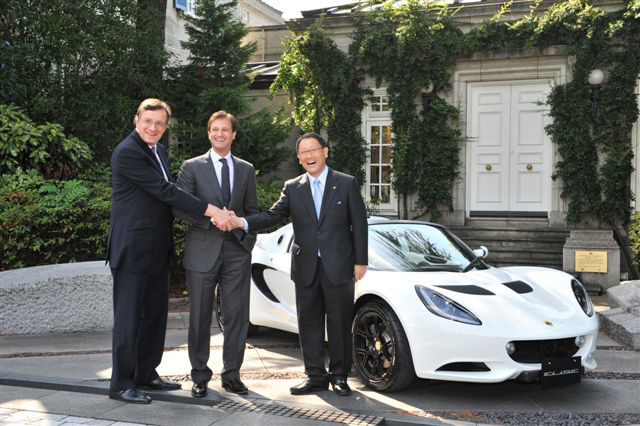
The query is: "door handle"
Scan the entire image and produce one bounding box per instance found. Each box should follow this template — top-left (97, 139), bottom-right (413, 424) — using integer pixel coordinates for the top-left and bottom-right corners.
top-left (485, 164), bottom-right (492, 171)
top-left (526, 164), bottom-right (533, 171)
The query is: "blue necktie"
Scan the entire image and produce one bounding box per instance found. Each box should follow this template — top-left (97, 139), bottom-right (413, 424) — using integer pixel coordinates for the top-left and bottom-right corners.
top-left (219, 158), bottom-right (231, 207)
top-left (313, 179), bottom-right (323, 220)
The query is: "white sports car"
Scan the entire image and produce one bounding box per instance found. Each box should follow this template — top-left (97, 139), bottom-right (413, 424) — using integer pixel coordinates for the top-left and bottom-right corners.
top-left (215, 219), bottom-right (598, 391)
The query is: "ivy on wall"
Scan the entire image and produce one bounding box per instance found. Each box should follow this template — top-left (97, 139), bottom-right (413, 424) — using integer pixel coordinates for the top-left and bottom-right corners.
top-left (271, 24), bottom-right (368, 184)
top-left (351, 1), bottom-right (465, 219)
top-left (273, 0), bottom-right (640, 224)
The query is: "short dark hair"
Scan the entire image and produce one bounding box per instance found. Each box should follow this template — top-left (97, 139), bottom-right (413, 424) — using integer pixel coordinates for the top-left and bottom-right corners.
top-left (208, 110), bottom-right (237, 132)
top-left (296, 132), bottom-right (327, 152)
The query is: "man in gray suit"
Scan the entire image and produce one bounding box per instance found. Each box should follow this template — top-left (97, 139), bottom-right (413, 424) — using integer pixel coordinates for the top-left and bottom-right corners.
top-left (174, 111), bottom-right (258, 398)
top-left (230, 132), bottom-right (368, 396)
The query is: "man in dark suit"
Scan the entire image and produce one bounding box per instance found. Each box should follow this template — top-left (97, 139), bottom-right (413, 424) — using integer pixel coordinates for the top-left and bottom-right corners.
top-left (107, 99), bottom-right (233, 404)
top-left (173, 111), bottom-right (258, 398)
top-left (232, 132), bottom-right (368, 396)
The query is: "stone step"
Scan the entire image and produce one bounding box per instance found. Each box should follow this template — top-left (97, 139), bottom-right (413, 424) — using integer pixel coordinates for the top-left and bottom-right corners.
top-left (450, 227), bottom-right (569, 241)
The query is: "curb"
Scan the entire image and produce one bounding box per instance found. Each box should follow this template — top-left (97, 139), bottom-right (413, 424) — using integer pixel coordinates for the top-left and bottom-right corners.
top-left (0, 374), bottom-right (453, 426)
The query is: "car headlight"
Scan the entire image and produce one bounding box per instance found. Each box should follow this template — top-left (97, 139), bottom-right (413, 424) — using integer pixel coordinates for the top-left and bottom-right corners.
top-left (571, 279), bottom-right (594, 317)
top-left (415, 286), bottom-right (482, 325)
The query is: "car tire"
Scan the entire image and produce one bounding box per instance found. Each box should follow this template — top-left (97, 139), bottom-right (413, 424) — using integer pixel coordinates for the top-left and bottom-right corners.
top-left (214, 283), bottom-right (259, 337)
top-left (352, 300), bottom-right (415, 392)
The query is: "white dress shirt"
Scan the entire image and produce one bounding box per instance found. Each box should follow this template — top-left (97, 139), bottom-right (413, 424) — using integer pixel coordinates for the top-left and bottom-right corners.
top-left (209, 150), bottom-right (235, 192)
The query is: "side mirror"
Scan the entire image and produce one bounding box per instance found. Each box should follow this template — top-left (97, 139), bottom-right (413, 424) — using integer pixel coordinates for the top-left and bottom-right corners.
top-left (473, 245), bottom-right (489, 258)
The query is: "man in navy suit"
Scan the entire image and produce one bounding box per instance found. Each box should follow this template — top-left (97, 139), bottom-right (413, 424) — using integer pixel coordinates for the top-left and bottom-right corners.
top-left (232, 132), bottom-right (368, 396)
top-left (106, 98), bottom-right (233, 404)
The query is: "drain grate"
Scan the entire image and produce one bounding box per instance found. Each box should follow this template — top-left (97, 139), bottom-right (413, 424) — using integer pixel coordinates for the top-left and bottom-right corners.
top-left (214, 398), bottom-right (384, 425)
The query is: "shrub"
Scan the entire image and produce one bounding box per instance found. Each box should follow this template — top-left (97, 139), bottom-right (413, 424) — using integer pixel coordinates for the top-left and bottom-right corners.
top-left (0, 169), bottom-right (110, 270)
top-left (0, 104), bottom-right (92, 180)
top-left (629, 213), bottom-right (640, 266)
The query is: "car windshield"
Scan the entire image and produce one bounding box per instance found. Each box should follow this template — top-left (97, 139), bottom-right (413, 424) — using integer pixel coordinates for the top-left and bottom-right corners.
top-left (368, 223), bottom-right (475, 272)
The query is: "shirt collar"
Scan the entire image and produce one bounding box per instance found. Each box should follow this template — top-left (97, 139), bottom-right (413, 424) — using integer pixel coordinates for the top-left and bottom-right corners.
top-left (308, 166), bottom-right (329, 187)
top-left (210, 150), bottom-right (232, 163)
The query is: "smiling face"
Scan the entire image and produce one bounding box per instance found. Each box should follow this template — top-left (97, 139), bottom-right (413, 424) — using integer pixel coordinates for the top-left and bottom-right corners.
top-left (134, 109), bottom-right (169, 146)
top-left (208, 117), bottom-right (236, 156)
top-left (297, 136), bottom-right (329, 178)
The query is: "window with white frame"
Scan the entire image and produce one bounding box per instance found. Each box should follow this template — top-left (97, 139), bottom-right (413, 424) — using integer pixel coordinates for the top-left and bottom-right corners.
top-left (363, 89), bottom-right (396, 213)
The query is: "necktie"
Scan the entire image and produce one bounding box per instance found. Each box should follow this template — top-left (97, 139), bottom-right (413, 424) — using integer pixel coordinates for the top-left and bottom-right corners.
top-left (313, 179), bottom-right (323, 220)
top-left (220, 158), bottom-right (231, 207)
top-left (151, 146), bottom-right (168, 182)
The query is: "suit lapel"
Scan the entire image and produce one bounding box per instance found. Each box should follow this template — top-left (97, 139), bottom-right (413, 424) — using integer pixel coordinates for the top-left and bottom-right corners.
top-left (131, 131), bottom-right (164, 176)
top-left (202, 151), bottom-right (225, 206)
top-left (318, 169), bottom-right (338, 226)
top-left (297, 174), bottom-right (318, 225)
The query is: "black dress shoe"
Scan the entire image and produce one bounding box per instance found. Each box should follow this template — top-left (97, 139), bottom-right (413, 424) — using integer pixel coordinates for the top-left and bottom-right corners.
top-left (109, 389), bottom-right (151, 404)
top-left (330, 378), bottom-right (351, 396)
top-left (191, 381), bottom-right (208, 398)
top-left (221, 378), bottom-right (249, 395)
top-left (138, 378), bottom-right (181, 391)
top-left (290, 378), bottom-right (329, 395)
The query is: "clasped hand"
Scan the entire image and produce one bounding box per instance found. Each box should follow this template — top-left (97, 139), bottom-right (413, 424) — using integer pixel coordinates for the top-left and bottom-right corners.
top-left (211, 208), bottom-right (243, 232)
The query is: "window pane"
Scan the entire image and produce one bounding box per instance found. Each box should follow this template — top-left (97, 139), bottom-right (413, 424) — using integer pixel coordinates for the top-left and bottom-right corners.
top-left (370, 185), bottom-right (379, 200)
top-left (381, 185), bottom-right (390, 203)
top-left (382, 104), bottom-right (389, 112)
top-left (383, 126), bottom-right (392, 144)
top-left (371, 146), bottom-right (380, 163)
top-left (370, 166), bottom-right (380, 183)
top-left (381, 146), bottom-right (392, 164)
top-left (371, 126), bottom-right (380, 144)
top-left (381, 166), bottom-right (391, 183)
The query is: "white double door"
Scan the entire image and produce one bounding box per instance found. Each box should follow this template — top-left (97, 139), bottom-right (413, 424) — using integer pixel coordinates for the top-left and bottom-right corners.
top-left (468, 81), bottom-right (552, 216)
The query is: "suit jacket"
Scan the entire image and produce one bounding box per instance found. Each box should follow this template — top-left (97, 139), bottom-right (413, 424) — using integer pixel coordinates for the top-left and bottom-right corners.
top-left (246, 168), bottom-right (368, 287)
top-left (107, 130), bottom-right (207, 274)
top-left (174, 151), bottom-right (259, 273)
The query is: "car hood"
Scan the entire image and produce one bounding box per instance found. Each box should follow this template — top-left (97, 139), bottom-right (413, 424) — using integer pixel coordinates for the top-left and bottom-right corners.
top-left (374, 266), bottom-right (591, 331)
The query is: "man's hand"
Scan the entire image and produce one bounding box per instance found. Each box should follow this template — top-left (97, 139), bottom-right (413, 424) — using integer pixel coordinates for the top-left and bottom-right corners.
top-left (354, 264), bottom-right (367, 282)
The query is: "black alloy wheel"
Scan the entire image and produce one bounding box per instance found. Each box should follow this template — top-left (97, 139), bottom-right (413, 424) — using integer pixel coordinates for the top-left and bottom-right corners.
top-left (214, 283), bottom-right (259, 337)
top-left (352, 300), bottom-right (415, 392)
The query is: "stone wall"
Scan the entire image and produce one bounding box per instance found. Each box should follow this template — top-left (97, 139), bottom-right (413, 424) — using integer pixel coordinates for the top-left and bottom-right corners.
top-left (0, 262), bottom-right (112, 335)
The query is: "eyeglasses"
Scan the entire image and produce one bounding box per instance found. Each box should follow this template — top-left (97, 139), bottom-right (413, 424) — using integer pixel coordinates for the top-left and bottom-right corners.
top-left (140, 118), bottom-right (168, 129)
top-left (298, 147), bottom-right (324, 156)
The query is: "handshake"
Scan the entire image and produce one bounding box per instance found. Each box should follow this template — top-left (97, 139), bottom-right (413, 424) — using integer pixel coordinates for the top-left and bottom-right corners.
top-left (211, 207), bottom-right (244, 232)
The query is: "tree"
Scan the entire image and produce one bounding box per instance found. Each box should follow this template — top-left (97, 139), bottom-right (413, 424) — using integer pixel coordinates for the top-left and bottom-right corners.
top-left (167, 0), bottom-right (256, 160)
top-left (167, 0), bottom-right (291, 176)
top-left (1, 0), bottom-right (168, 161)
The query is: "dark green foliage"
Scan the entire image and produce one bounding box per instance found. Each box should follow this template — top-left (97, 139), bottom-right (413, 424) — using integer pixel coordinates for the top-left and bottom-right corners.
top-left (0, 104), bottom-right (92, 180)
top-left (272, 24), bottom-right (368, 183)
top-left (0, 169), bottom-right (111, 270)
top-left (1, 0), bottom-right (168, 160)
top-left (630, 213), bottom-right (640, 266)
top-left (234, 109), bottom-right (292, 176)
top-left (352, 0), bottom-right (464, 219)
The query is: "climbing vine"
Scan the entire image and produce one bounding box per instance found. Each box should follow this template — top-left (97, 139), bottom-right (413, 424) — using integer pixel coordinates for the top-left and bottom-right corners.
top-left (271, 23), bottom-right (368, 184)
top-left (352, 1), bottom-right (465, 219)
top-left (272, 0), bottom-right (640, 224)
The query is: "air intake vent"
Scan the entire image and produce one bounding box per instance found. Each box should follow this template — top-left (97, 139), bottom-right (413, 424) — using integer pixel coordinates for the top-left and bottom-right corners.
top-left (435, 285), bottom-right (494, 295)
top-left (252, 264), bottom-right (280, 303)
top-left (503, 280), bottom-right (533, 294)
top-left (437, 362), bottom-right (490, 372)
